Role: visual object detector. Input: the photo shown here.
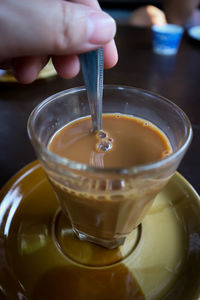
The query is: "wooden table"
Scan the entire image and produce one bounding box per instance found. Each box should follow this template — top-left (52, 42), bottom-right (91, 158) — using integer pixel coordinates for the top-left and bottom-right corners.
top-left (0, 25), bottom-right (199, 194)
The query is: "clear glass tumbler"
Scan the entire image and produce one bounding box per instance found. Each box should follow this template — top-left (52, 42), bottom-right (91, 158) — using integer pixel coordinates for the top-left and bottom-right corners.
top-left (28, 85), bottom-right (192, 249)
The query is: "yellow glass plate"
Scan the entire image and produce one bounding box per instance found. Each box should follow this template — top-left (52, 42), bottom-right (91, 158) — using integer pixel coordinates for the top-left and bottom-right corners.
top-left (0, 161), bottom-right (200, 300)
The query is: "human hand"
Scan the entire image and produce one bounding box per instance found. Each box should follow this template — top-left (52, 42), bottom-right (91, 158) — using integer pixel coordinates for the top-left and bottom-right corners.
top-left (0, 0), bottom-right (117, 83)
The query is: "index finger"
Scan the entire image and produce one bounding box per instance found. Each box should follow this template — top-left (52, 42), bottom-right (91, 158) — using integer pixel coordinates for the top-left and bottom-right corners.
top-left (69, 0), bottom-right (118, 68)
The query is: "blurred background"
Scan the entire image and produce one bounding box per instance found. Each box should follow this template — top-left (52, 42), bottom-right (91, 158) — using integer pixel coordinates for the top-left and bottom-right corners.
top-left (100, 0), bottom-right (162, 24)
top-left (100, 0), bottom-right (200, 28)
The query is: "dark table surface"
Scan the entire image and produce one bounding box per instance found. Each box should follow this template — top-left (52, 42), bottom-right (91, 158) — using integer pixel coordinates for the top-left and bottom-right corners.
top-left (0, 25), bottom-right (200, 194)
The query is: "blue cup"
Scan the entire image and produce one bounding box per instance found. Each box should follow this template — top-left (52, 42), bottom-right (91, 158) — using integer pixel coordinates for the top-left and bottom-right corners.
top-left (152, 24), bottom-right (184, 55)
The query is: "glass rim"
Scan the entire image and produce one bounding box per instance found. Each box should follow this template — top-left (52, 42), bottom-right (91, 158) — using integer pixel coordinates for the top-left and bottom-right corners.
top-left (27, 85), bottom-right (193, 175)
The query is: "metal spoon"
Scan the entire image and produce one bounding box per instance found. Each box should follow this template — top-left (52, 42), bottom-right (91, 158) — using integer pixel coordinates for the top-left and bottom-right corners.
top-left (80, 48), bottom-right (104, 132)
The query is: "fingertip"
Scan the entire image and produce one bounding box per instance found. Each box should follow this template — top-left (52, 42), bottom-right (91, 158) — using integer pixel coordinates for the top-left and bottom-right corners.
top-left (52, 55), bottom-right (80, 79)
top-left (104, 40), bottom-right (118, 69)
top-left (12, 56), bottom-right (48, 84)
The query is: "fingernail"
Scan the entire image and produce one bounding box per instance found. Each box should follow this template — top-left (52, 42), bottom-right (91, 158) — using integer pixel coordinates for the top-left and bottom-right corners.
top-left (87, 12), bottom-right (116, 45)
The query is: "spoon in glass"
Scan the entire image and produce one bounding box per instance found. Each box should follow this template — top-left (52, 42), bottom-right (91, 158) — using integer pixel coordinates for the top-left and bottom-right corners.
top-left (80, 48), bottom-right (103, 133)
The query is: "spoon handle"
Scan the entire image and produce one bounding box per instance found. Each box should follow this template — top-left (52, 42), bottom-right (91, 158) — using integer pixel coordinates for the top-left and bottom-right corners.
top-left (80, 48), bottom-right (104, 132)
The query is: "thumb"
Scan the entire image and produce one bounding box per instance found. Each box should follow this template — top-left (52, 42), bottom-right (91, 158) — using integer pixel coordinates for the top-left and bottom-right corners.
top-left (0, 0), bottom-right (116, 60)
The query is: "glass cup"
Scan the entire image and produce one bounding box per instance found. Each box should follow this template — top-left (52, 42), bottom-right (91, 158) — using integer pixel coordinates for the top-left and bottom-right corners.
top-left (28, 85), bottom-right (192, 249)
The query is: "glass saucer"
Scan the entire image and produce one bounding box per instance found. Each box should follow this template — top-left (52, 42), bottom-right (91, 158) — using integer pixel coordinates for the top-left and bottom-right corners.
top-left (0, 160), bottom-right (200, 300)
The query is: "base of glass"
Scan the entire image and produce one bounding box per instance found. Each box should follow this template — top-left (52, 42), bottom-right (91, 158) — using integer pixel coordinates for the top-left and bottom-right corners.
top-left (73, 228), bottom-right (126, 249)
top-left (53, 210), bottom-right (142, 266)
